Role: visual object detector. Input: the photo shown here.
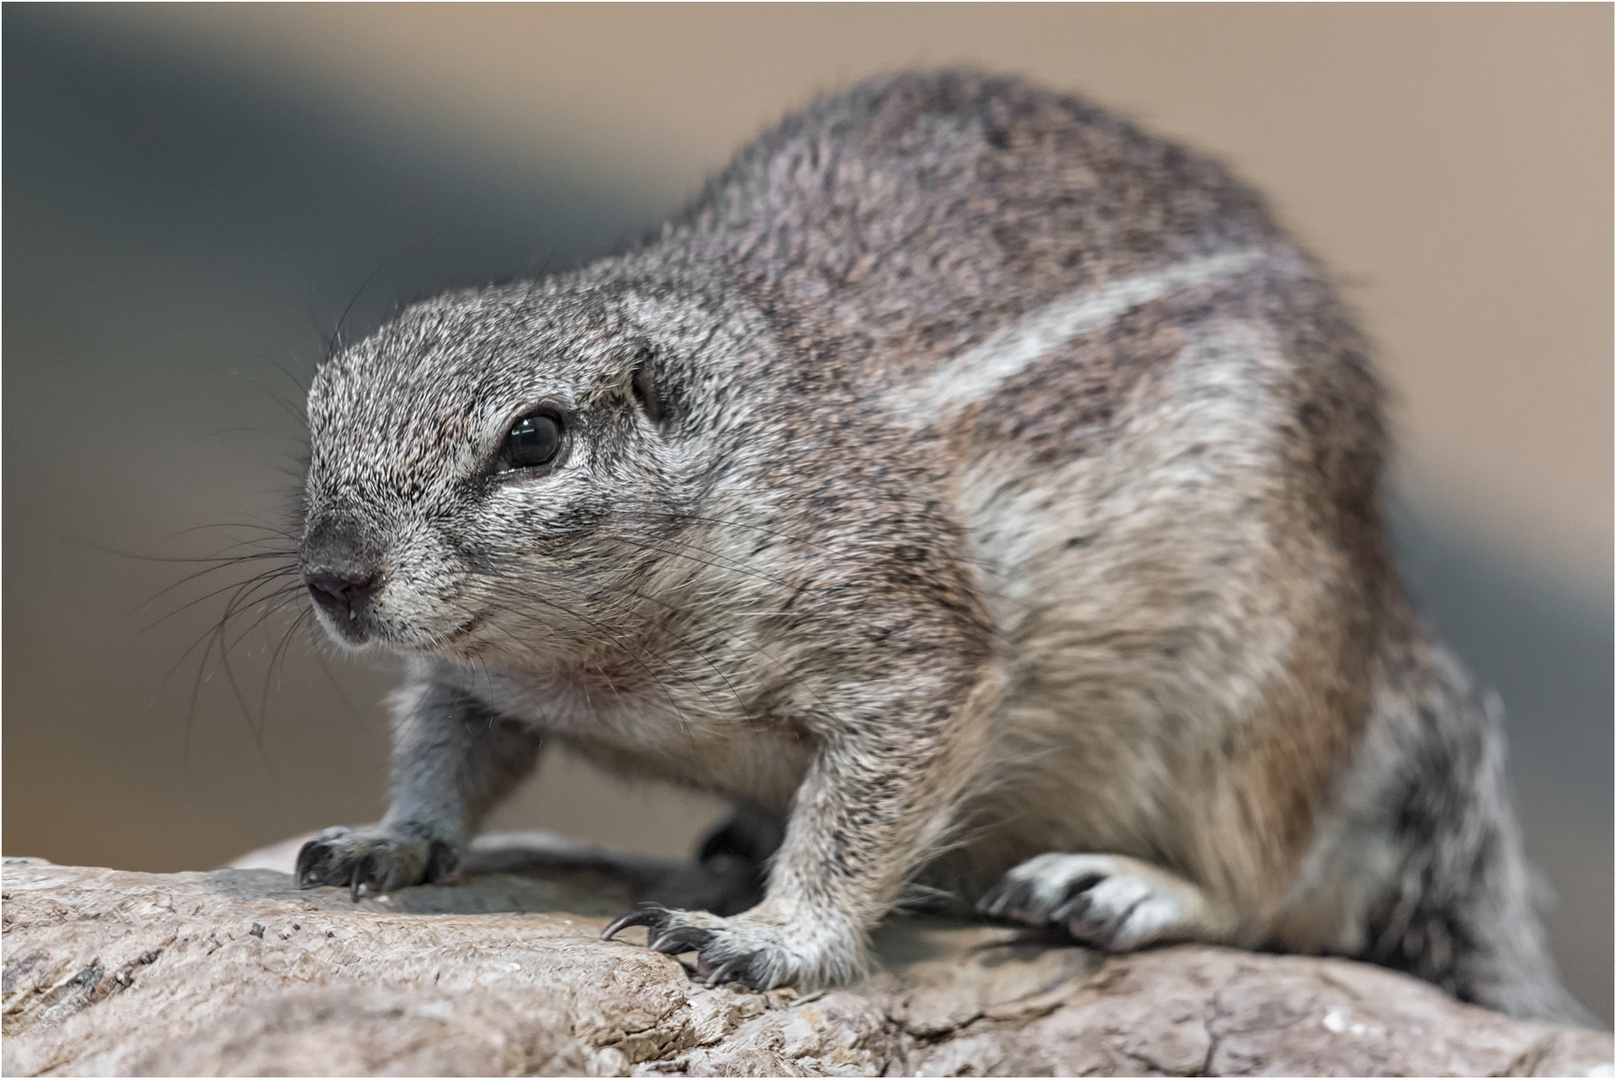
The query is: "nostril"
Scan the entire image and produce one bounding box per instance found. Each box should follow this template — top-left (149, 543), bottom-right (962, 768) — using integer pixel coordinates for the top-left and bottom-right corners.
top-left (304, 569), bottom-right (381, 618)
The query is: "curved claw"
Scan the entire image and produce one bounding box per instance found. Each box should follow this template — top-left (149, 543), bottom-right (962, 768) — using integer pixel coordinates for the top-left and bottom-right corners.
top-left (601, 903), bottom-right (670, 941)
top-left (297, 839), bottom-right (337, 891)
top-left (975, 884), bottom-right (1007, 918)
top-left (649, 925), bottom-right (712, 955)
top-left (295, 843), bottom-right (318, 890)
top-left (977, 878), bottom-right (1035, 919)
top-left (705, 956), bottom-right (749, 986)
top-left (349, 860), bottom-right (364, 904)
top-left (1049, 893), bottom-right (1093, 925)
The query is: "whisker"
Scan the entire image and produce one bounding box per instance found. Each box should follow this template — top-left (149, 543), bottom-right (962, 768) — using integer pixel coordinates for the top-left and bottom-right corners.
top-left (140, 564), bottom-right (302, 630)
top-left (311, 636), bottom-right (368, 733)
top-left (326, 254), bottom-right (396, 362)
top-left (211, 583), bottom-right (279, 768)
top-left (263, 604), bottom-right (319, 722)
top-left (74, 537), bottom-right (297, 567)
top-left (159, 573), bottom-right (301, 698)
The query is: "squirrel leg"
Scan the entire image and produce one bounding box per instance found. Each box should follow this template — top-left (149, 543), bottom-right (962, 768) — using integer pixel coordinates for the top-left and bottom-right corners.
top-left (296, 675), bottom-right (541, 898)
top-left (978, 852), bottom-right (1241, 950)
top-left (605, 669), bottom-right (1004, 988)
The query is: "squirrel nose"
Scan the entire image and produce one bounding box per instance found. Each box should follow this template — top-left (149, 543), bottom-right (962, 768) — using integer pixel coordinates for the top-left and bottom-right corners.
top-left (301, 513), bottom-right (383, 623)
top-left (304, 567), bottom-right (381, 618)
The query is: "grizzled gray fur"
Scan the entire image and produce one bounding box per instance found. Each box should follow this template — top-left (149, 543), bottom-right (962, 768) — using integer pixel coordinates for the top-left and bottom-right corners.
top-left (294, 71), bottom-right (1586, 1022)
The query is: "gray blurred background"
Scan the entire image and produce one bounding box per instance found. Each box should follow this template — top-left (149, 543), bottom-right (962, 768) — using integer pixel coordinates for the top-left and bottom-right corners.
top-left (4, 5), bottom-right (1610, 1019)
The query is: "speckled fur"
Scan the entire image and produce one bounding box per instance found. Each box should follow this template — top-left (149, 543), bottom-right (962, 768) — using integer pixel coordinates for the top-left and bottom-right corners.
top-left (293, 71), bottom-right (1583, 1022)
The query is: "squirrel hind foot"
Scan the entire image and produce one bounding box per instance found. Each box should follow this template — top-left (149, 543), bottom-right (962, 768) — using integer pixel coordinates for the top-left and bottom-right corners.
top-left (978, 851), bottom-right (1238, 952)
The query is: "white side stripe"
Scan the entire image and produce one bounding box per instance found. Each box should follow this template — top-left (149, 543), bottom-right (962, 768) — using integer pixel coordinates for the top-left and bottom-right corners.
top-left (886, 247), bottom-right (1301, 427)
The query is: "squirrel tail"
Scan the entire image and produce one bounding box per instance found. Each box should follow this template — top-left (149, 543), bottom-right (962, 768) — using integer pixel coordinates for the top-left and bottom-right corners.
top-left (1362, 629), bottom-right (1594, 1026)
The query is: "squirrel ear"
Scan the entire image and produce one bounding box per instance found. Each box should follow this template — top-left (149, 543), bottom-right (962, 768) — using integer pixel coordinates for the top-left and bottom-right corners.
top-left (630, 350), bottom-right (665, 427)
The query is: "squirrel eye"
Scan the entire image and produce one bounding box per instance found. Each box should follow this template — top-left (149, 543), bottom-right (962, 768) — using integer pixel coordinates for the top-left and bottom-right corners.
top-left (499, 410), bottom-right (564, 471)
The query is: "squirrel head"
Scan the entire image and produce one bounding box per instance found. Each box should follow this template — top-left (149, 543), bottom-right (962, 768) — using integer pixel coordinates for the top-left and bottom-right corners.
top-left (297, 263), bottom-right (755, 666)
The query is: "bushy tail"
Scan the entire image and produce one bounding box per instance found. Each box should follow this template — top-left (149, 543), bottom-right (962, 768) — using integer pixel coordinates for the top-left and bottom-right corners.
top-left (1367, 632), bottom-right (1594, 1026)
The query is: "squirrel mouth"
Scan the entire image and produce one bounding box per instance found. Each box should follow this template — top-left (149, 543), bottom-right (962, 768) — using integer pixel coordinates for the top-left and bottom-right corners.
top-left (316, 605), bottom-right (374, 647)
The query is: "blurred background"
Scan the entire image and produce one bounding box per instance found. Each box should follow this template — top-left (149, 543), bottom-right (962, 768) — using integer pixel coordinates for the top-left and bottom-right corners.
top-left (4, 5), bottom-right (1609, 1018)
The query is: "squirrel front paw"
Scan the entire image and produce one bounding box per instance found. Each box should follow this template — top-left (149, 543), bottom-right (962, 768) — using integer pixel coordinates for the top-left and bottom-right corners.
top-left (601, 902), bottom-right (859, 989)
top-left (295, 825), bottom-right (458, 901)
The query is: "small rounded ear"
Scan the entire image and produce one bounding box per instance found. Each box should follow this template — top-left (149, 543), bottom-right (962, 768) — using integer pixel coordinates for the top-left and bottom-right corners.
top-left (630, 349), bottom-right (666, 427)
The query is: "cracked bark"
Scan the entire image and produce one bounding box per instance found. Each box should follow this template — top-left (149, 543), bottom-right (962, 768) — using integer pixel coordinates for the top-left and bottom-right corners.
top-left (2, 833), bottom-right (1610, 1076)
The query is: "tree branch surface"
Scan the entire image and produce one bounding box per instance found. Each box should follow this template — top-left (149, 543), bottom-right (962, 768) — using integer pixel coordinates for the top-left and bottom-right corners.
top-left (3, 833), bottom-right (1610, 1076)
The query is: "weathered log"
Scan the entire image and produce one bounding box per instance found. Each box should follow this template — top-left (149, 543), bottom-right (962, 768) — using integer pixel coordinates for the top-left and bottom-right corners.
top-left (3, 833), bottom-right (1609, 1076)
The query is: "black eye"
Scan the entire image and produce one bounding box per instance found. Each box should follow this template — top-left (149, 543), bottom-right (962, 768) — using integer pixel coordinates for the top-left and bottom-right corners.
top-left (499, 410), bottom-right (564, 472)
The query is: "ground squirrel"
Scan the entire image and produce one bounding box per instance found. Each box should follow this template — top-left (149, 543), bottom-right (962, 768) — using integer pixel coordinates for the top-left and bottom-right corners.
top-left (293, 70), bottom-right (1584, 1023)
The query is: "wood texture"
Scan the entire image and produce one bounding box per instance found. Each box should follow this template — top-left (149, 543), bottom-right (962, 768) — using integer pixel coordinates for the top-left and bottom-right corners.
top-left (2, 836), bottom-right (1609, 1076)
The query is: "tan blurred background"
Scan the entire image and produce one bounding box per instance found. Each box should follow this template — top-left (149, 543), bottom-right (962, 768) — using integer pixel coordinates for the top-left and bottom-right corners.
top-left (5, 5), bottom-right (1610, 1017)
